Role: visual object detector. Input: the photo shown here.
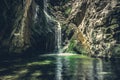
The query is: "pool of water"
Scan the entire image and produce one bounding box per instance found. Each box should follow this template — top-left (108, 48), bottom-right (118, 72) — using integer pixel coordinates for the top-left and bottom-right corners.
top-left (0, 53), bottom-right (120, 80)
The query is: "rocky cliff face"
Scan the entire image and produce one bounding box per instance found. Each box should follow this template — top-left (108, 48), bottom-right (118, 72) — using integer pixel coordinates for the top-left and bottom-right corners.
top-left (0, 0), bottom-right (120, 57)
top-left (77, 0), bottom-right (120, 58)
top-left (0, 0), bottom-right (57, 53)
top-left (49, 0), bottom-right (120, 57)
top-left (0, 0), bottom-right (33, 53)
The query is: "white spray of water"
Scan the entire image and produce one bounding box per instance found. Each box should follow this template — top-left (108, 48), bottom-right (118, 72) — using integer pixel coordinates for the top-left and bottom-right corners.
top-left (43, 0), bottom-right (61, 52)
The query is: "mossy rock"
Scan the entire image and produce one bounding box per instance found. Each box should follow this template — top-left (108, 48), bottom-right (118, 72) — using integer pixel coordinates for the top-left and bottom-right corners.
top-left (65, 39), bottom-right (88, 55)
top-left (62, 23), bottom-right (75, 40)
top-left (64, 7), bottom-right (72, 17)
top-left (111, 18), bottom-right (118, 24)
top-left (73, 43), bottom-right (88, 55)
top-left (65, 39), bottom-right (76, 53)
top-left (109, 24), bottom-right (119, 29)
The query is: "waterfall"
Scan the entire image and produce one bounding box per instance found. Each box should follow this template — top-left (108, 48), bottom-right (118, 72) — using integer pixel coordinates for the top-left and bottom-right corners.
top-left (43, 0), bottom-right (61, 52)
top-left (56, 22), bottom-right (62, 52)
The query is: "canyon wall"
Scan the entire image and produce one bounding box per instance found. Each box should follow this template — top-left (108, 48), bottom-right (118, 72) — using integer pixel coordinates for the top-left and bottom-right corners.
top-left (0, 0), bottom-right (56, 53)
top-left (49, 0), bottom-right (120, 57)
top-left (0, 0), bottom-right (120, 58)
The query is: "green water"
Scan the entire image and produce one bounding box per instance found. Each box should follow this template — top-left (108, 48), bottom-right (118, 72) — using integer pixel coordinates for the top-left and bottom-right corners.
top-left (0, 54), bottom-right (119, 80)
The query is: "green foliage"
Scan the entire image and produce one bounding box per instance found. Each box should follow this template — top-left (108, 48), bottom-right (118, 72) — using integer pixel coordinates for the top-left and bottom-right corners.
top-left (109, 24), bottom-right (119, 29)
top-left (66, 39), bottom-right (76, 53)
top-left (64, 39), bottom-right (88, 55)
top-left (61, 24), bottom-right (67, 31)
top-left (64, 7), bottom-right (72, 17)
top-left (66, 26), bottom-right (72, 36)
top-left (111, 18), bottom-right (117, 24)
top-left (62, 24), bottom-right (74, 38)
top-left (74, 43), bottom-right (88, 55)
top-left (65, 54), bottom-right (91, 59)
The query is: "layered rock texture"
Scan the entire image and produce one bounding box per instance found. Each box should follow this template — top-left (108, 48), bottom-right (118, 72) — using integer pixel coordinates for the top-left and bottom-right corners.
top-left (49, 0), bottom-right (120, 57)
top-left (0, 0), bottom-right (120, 57)
top-left (0, 0), bottom-right (56, 53)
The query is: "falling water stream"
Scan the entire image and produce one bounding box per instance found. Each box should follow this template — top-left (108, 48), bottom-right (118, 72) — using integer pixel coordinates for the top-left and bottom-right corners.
top-left (55, 22), bottom-right (62, 52)
top-left (44, 0), bottom-right (61, 53)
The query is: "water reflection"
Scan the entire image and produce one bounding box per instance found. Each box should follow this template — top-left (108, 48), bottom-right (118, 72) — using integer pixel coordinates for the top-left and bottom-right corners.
top-left (56, 57), bottom-right (63, 80)
top-left (0, 55), bottom-right (119, 80)
top-left (55, 56), bottom-right (113, 80)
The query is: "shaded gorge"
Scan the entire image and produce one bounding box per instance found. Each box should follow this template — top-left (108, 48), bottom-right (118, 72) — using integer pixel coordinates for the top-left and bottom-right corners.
top-left (0, 0), bottom-right (120, 80)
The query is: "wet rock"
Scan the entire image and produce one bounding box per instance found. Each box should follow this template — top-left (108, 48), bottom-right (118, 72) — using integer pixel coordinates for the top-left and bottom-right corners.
top-left (49, 0), bottom-right (120, 57)
top-left (0, 0), bottom-right (120, 57)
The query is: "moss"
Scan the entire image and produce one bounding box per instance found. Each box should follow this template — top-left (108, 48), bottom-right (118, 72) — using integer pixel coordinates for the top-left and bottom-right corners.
top-left (64, 39), bottom-right (88, 54)
top-left (111, 18), bottom-right (117, 24)
top-left (62, 23), bottom-right (75, 42)
top-left (66, 39), bottom-right (76, 53)
top-left (109, 24), bottom-right (119, 29)
top-left (65, 54), bottom-right (91, 59)
top-left (64, 55), bottom-right (93, 65)
top-left (74, 43), bottom-right (88, 55)
top-left (64, 36), bottom-right (88, 55)
top-left (64, 7), bottom-right (72, 17)
top-left (65, 24), bottom-right (75, 38)
top-left (61, 24), bottom-right (67, 31)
